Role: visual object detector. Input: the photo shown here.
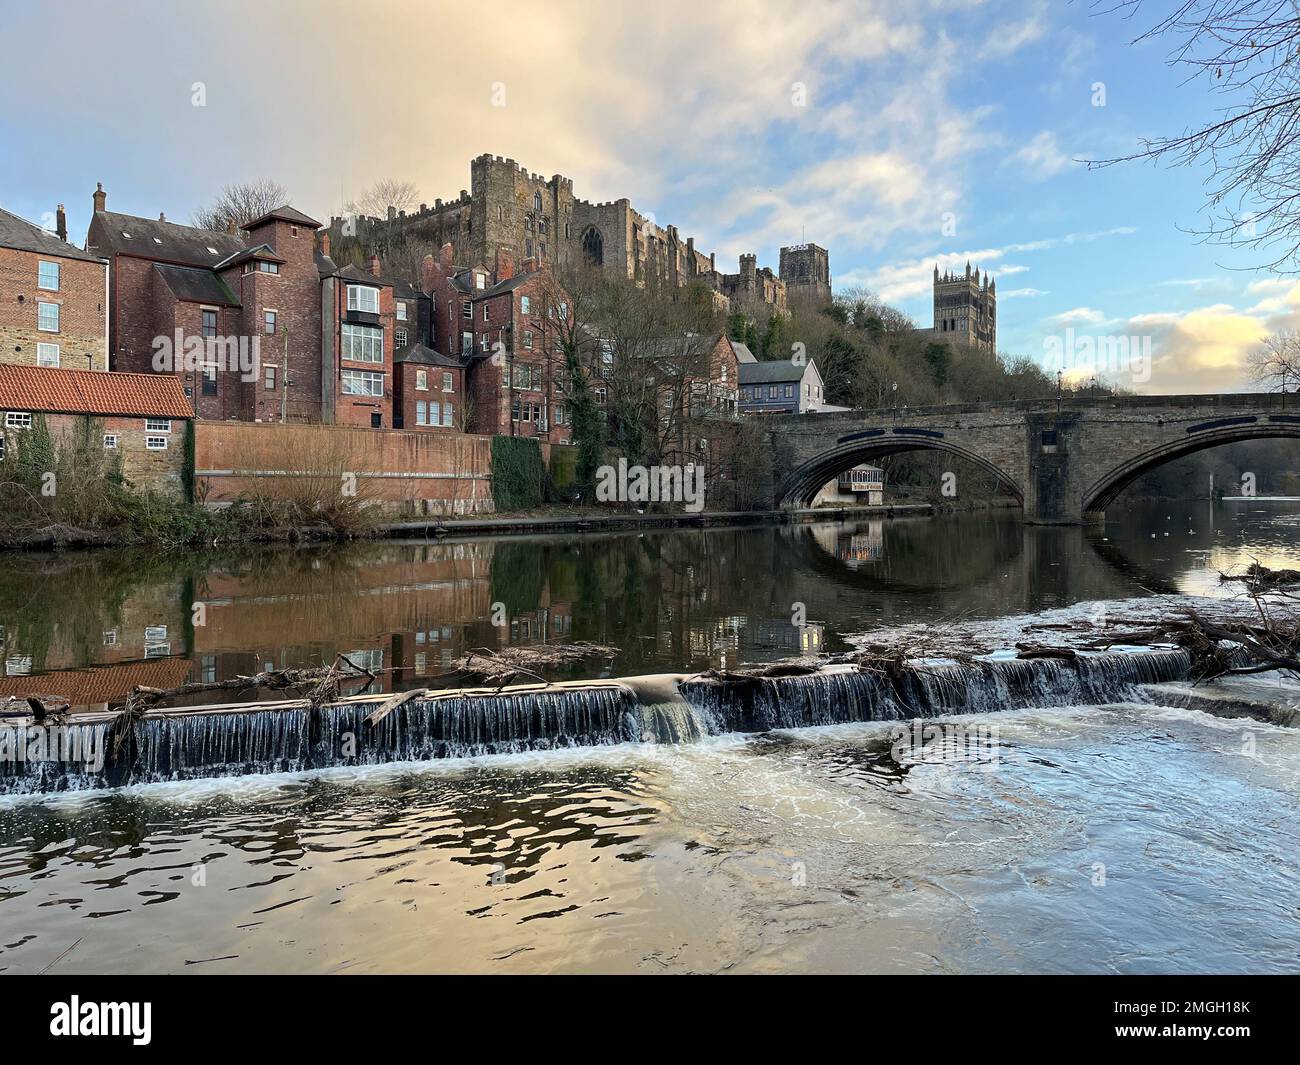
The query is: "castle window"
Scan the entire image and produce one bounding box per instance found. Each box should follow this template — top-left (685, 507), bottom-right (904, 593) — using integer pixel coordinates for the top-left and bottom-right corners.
top-left (533, 192), bottom-right (542, 212)
top-left (565, 222), bottom-right (571, 239)
top-left (497, 206), bottom-right (503, 221)
top-left (582, 227), bottom-right (604, 267)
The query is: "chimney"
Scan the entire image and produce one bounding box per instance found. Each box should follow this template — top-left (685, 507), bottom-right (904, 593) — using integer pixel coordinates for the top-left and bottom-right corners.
top-left (226, 218), bottom-right (238, 235)
top-left (521, 256), bottom-right (537, 274)
top-left (496, 245), bottom-right (514, 281)
top-left (92, 182), bottom-right (106, 213)
top-left (420, 253), bottom-right (437, 295)
top-left (439, 242), bottom-right (454, 269)
top-left (159, 212), bottom-right (167, 223)
top-left (319, 230), bottom-right (331, 258)
top-left (368, 252), bottom-right (382, 277)
top-left (55, 205), bottom-right (67, 242)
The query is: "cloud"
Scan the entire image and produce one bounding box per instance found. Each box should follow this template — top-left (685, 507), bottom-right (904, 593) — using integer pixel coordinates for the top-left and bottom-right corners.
top-left (1014, 131), bottom-right (1073, 179)
top-left (857, 226), bottom-right (1135, 302)
top-left (979, 1), bottom-right (1049, 59)
top-left (1049, 307), bottom-right (1107, 325)
top-left (1000, 287), bottom-right (1050, 298)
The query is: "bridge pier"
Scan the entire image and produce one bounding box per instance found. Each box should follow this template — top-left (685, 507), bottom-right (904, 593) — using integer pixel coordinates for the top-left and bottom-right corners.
top-left (1023, 412), bottom-right (1088, 524)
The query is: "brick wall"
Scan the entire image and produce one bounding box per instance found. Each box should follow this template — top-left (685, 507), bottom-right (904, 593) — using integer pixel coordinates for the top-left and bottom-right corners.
top-left (0, 247), bottom-right (107, 372)
top-left (194, 421), bottom-right (499, 516)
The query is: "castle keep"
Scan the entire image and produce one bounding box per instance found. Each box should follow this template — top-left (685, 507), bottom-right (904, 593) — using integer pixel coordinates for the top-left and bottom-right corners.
top-left (329, 155), bottom-right (830, 315)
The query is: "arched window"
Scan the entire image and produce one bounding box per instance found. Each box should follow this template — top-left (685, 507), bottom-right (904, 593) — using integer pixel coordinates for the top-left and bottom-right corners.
top-left (582, 227), bottom-right (604, 267)
top-left (533, 192), bottom-right (542, 212)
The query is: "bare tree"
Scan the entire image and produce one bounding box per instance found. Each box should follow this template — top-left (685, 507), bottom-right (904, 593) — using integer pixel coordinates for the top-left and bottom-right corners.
top-left (1087, 1), bottom-right (1300, 269)
top-left (192, 179), bottom-right (290, 232)
top-left (346, 179), bottom-right (421, 221)
top-left (1250, 328), bottom-right (1300, 389)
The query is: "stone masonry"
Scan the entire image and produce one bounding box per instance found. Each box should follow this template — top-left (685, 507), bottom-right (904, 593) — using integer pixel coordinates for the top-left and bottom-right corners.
top-left (762, 393), bottom-right (1300, 523)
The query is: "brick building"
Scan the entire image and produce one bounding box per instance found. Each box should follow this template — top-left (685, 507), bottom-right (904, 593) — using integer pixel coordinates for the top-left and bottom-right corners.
top-left (0, 363), bottom-right (193, 496)
top-left (0, 205), bottom-right (108, 373)
top-left (393, 345), bottom-right (464, 431)
top-left (419, 244), bottom-right (571, 442)
top-left (86, 186), bottom-right (409, 425)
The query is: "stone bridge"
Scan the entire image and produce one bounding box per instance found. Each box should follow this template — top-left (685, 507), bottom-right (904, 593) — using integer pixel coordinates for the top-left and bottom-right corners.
top-left (761, 392), bottom-right (1300, 524)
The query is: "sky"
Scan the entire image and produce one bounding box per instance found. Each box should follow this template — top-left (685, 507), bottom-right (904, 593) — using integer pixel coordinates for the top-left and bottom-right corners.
top-left (0, 0), bottom-right (1294, 394)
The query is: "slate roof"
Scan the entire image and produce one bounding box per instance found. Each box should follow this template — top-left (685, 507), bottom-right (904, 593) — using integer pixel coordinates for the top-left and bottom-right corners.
top-left (0, 365), bottom-right (193, 419)
top-left (395, 343), bottom-right (462, 368)
top-left (245, 205), bottom-right (323, 230)
top-left (87, 210), bottom-right (246, 268)
top-left (730, 341), bottom-right (758, 364)
top-left (153, 264), bottom-right (241, 306)
top-left (213, 243), bottom-right (285, 271)
top-left (738, 358), bottom-right (818, 385)
top-left (0, 207), bottom-right (104, 263)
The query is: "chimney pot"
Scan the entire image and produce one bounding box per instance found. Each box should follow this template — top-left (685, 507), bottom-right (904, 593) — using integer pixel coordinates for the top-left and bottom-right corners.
top-left (92, 182), bottom-right (106, 213)
top-left (369, 252), bottom-right (382, 277)
top-left (319, 230), bottom-right (331, 257)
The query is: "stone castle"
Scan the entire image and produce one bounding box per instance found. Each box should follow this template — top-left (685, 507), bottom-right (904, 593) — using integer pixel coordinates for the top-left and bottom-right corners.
top-left (328, 154), bottom-right (832, 315)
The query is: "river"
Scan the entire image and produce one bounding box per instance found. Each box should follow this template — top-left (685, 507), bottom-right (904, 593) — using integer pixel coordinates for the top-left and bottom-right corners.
top-left (1, 499), bottom-right (1299, 973)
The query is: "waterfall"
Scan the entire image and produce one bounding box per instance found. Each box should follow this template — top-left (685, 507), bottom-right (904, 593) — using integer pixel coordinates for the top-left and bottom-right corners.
top-left (0, 648), bottom-right (1196, 794)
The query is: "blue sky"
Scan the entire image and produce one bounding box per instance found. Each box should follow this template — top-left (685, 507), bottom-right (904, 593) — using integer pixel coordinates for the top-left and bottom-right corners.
top-left (0, 0), bottom-right (1289, 392)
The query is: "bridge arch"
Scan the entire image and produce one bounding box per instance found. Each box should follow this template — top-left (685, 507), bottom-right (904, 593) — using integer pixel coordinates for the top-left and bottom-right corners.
top-left (1084, 417), bottom-right (1300, 515)
top-left (775, 435), bottom-right (1024, 508)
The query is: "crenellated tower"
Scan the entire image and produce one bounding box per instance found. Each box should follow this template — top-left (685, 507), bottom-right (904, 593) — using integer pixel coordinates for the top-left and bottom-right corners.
top-left (932, 261), bottom-right (996, 353)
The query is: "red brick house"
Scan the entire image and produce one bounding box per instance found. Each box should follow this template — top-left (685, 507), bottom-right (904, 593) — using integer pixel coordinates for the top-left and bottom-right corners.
top-left (0, 364), bottom-right (193, 497)
top-left (420, 244), bottom-right (571, 442)
top-left (86, 185), bottom-right (397, 426)
top-left (0, 205), bottom-right (108, 372)
top-left (393, 345), bottom-right (464, 430)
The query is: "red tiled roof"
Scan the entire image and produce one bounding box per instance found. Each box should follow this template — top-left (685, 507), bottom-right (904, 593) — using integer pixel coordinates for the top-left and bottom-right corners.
top-left (0, 658), bottom-right (192, 709)
top-left (0, 365), bottom-right (193, 419)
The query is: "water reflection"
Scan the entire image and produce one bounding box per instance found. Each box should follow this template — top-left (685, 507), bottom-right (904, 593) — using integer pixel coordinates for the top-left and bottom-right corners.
top-left (1, 501), bottom-right (1298, 709)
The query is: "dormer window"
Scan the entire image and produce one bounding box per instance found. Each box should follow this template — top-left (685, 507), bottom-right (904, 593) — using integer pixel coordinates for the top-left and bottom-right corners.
top-left (475, 273), bottom-right (485, 289)
top-left (121, 231), bottom-right (132, 238)
top-left (207, 246), bottom-right (219, 255)
top-left (257, 261), bottom-right (279, 274)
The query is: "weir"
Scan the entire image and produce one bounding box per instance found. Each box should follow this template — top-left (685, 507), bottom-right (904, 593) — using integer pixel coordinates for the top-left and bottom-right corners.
top-left (0, 649), bottom-right (1193, 794)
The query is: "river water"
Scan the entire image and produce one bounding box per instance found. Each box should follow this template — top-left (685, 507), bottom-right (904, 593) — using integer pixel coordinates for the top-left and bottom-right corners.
top-left (1, 500), bottom-right (1299, 973)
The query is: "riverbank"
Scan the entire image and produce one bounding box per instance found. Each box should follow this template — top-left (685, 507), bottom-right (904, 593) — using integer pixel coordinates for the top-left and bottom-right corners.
top-left (376, 502), bottom-right (934, 537)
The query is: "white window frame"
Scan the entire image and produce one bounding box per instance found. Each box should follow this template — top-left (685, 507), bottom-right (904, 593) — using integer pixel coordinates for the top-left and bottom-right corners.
top-left (37, 302), bottom-right (59, 332)
top-left (442, 372), bottom-right (453, 393)
top-left (430, 401), bottom-right (441, 424)
top-left (442, 402), bottom-right (453, 427)
top-left (103, 434), bottom-right (118, 449)
top-left (475, 273), bottom-right (485, 290)
top-left (346, 284), bottom-right (380, 313)
top-left (415, 369), bottom-right (428, 391)
top-left (341, 369), bottom-right (384, 397)
top-left (146, 435), bottom-right (169, 450)
top-left (264, 309), bottom-right (277, 334)
top-left (520, 295), bottom-right (531, 315)
top-left (396, 302), bottom-right (408, 321)
top-left (38, 260), bottom-right (60, 292)
top-left (341, 322), bottom-right (384, 364)
top-left (416, 400), bottom-right (428, 426)
top-left (36, 342), bottom-right (60, 368)
top-left (145, 418), bottom-right (172, 433)
top-left (5, 412), bottom-right (32, 429)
